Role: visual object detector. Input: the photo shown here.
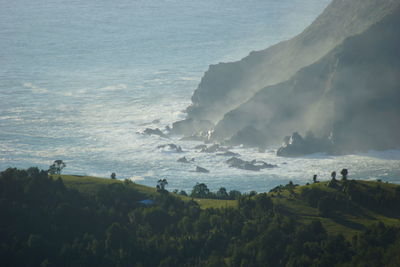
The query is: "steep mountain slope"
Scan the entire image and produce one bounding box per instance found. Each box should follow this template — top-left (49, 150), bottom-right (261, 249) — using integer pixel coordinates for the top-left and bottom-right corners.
top-left (184, 0), bottom-right (400, 125)
top-left (213, 4), bottom-right (400, 153)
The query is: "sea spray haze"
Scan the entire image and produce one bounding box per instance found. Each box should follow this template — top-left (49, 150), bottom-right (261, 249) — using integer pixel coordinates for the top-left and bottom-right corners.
top-left (1, 0), bottom-right (399, 192)
top-left (206, 0), bottom-right (400, 155)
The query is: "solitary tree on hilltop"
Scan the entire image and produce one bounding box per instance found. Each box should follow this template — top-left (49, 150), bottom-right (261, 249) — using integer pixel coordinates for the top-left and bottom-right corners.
top-left (48, 160), bottom-right (66, 175)
top-left (328, 171), bottom-right (338, 187)
top-left (156, 179), bottom-right (168, 192)
top-left (340, 169), bottom-right (348, 181)
top-left (111, 173), bottom-right (116, 179)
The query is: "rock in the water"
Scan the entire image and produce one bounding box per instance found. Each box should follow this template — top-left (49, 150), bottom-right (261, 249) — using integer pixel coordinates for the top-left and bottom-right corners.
top-left (243, 162), bottom-right (261, 171)
top-left (226, 157), bottom-right (277, 171)
top-left (226, 157), bottom-right (243, 167)
top-left (170, 118), bottom-right (214, 136)
top-left (194, 144), bottom-right (208, 150)
top-left (177, 156), bottom-right (194, 163)
top-left (195, 166), bottom-right (210, 173)
top-left (276, 132), bottom-right (333, 157)
top-left (250, 159), bottom-right (277, 169)
top-left (216, 151), bottom-right (240, 157)
top-left (157, 144), bottom-right (183, 153)
top-left (201, 144), bottom-right (219, 153)
top-left (143, 128), bottom-right (169, 139)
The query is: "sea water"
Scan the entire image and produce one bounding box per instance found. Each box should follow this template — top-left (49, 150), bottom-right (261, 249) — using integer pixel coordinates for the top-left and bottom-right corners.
top-left (1, 0), bottom-right (399, 192)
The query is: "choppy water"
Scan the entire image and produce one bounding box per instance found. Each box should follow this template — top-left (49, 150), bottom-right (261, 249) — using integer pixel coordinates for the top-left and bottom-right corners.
top-left (1, 0), bottom-right (399, 192)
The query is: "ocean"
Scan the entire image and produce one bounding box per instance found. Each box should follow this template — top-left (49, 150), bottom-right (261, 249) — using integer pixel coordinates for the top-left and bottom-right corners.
top-left (1, 0), bottom-right (399, 192)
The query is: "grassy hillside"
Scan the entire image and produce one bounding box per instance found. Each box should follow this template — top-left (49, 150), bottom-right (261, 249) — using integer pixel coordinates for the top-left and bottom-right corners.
top-left (270, 180), bottom-right (400, 239)
top-left (56, 174), bottom-right (236, 209)
top-left (57, 174), bottom-right (399, 239)
top-left (57, 174), bottom-right (157, 196)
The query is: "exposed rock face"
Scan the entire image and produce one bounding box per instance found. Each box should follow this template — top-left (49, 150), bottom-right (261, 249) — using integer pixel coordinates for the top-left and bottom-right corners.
top-left (277, 132), bottom-right (333, 157)
top-left (142, 128), bottom-right (169, 139)
top-left (195, 166), bottom-right (210, 173)
top-left (186, 0), bottom-right (400, 124)
top-left (225, 126), bottom-right (267, 149)
top-left (157, 144), bottom-right (183, 153)
top-left (200, 144), bottom-right (227, 153)
top-left (170, 118), bottom-right (214, 137)
top-left (226, 157), bottom-right (277, 171)
top-left (214, 4), bottom-right (400, 153)
top-left (177, 157), bottom-right (194, 163)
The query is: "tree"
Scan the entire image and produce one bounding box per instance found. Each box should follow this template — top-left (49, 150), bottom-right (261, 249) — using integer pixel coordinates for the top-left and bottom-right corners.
top-left (286, 181), bottom-right (296, 195)
top-left (111, 173), bottom-right (116, 179)
top-left (156, 179), bottom-right (168, 192)
top-left (229, 190), bottom-right (242, 200)
top-left (340, 169), bottom-right (348, 181)
top-left (395, 186), bottom-right (400, 199)
top-left (216, 187), bottom-right (229, 199)
top-left (328, 171), bottom-right (338, 188)
top-left (190, 183), bottom-right (210, 198)
top-left (179, 190), bottom-right (188, 196)
top-left (105, 222), bottom-right (126, 250)
top-left (313, 175), bottom-right (318, 183)
top-left (48, 160), bottom-right (66, 175)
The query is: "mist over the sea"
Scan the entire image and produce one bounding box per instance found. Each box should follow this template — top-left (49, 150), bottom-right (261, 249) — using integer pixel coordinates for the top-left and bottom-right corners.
top-left (1, 0), bottom-right (399, 192)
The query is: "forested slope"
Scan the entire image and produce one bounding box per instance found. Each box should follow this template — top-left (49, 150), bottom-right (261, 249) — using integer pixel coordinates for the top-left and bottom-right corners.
top-left (1, 167), bottom-right (400, 266)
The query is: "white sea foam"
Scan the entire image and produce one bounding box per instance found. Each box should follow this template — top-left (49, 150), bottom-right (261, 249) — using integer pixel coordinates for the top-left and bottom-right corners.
top-left (179, 77), bottom-right (199, 81)
top-left (99, 84), bottom-right (128, 91)
top-left (3, 0), bottom-right (396, 193)
top-left (22, 82), bottom-right (49, 94)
